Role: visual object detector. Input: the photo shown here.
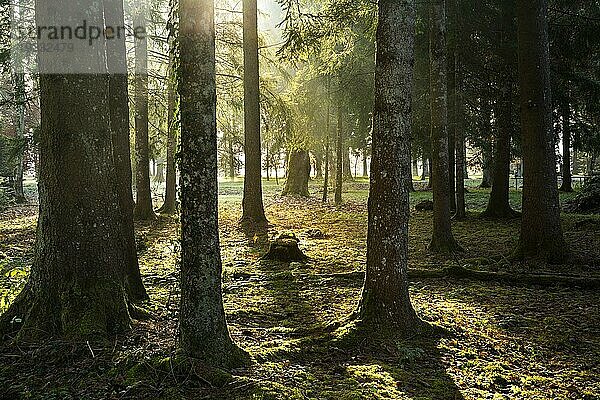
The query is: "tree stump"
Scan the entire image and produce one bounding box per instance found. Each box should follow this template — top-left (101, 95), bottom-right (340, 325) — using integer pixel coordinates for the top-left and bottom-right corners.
top-left (262, 233), bottom-right (308, 262)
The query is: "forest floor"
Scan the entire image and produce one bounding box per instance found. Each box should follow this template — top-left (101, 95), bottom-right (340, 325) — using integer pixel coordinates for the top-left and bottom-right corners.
top-left (1, 178), bottom-right (599, 399)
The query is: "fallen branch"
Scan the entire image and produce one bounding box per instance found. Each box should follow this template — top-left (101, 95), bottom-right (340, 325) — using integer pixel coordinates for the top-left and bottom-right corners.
top-left (319, 265), bottom-right (600, 289)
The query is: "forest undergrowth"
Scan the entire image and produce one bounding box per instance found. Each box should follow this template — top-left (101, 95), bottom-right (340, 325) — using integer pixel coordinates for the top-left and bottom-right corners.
top-left (0, 180), bottom-right (598, 399)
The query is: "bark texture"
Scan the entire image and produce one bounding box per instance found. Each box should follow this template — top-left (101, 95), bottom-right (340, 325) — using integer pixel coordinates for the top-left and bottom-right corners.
top-left (133, 9), bottom-right (155, 220)
top-left (515, 0), bottom-right (568, 262)
top-left (159, 75), bottom-right (178, 214)
top-left (429, 0), bottom-right (461, 253)
top-left (105, 0), bottom-right (148, 302)
top-left (282, 149), bottom-right (310, 197)
top-left (357, 0), bottom-right (424, 334)
top-left (178, 0), bottom-right (246, 368)
top-left (159, 27), bottom-right (178, 215)
top-left (241, 0), bottom-right (268, 226)
top-left (1, 1), bottom-right (133, 340)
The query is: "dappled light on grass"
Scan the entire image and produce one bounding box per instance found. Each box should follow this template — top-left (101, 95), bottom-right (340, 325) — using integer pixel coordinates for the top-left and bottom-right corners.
top-left (0, 180), bottom-right (599, 398)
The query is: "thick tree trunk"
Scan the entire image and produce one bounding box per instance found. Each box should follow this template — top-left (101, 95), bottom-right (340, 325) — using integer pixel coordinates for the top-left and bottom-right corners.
top-left (482, 82), bottom-right (519, 219)
top-left (178, 0), bottom-right (246, 368)
top-left (335, 104), bottom-right (343, 204)
top-left (429, 0), bottom-right (461, 253)
top-left (282, 149), bottom-right (310, 196)
top-left (241, 0), bottom-right (268, 226)
top-left (1, 1), bottom-right (133, 341)
top-left (105, 0), bottom-right (148, 301)
top-left (357, 0), bottom-right (425, 334)
top-left (133, 10), bottom-right (155, 220)
top-left (559, 100), bottom-right (573, 192)
top-left (515, 0), bottom-right (568, 262)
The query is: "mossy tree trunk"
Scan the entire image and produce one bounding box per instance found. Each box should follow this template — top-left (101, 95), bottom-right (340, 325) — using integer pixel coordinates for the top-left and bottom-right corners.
top-left (357, 0), bottom-right (425, 334)
top-left (1, 0), bottom-right (132, 341)
top-left (178, 0), bottom-right (245, 368)
top-left (429, 0), bottom-right (462, 253)
top-left (241, 0), bottom-right (268, 227)
top-left (515, 0), bottom-right (568, 262)
top-left (106, 0), bottom-right (148, 301)
top-left (133, 7), bottom-right (155, 221)
top-left (282, 149), bottom-right (310, 197)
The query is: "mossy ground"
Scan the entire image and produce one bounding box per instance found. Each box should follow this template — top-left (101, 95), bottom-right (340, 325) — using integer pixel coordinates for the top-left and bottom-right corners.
top-left (0, 178), bottom-right (598, 399)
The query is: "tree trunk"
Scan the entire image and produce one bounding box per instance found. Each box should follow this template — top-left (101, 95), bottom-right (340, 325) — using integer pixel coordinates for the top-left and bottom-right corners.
top-left (421, 154), bottom-right (429, 180)
top-left (12, 72), bottom-right (26, 203)
top-left (105, 0), bottom-right (148, 301)
top-left (450, 0), bottom-right (464, 218)
top-left (559, 99), bottom-right (573, 192)
top-left (133, 9), bottom-right (155, 220)
top-left (159, 69), bottom-right (178, 214)
top-left (412, 157), bottom-right (419, 177)
top-left (178, 0), bottom-right (246, 368)
top-left (323, 83), bottom-right (331, 202)
top-left (335, 104), bottom-right (343, 204)
top-left (343, 146), bottom-right (353, 181)
top-left (282, 149), bottom-right (310, 196)
top-left (228, 137), bottom-right (236, 180)
top-left (481, 82), bottom-right (519, 219)
top-left (479, 100), bottom-right (493, 188)
top-left (0, 1), bottom-right (132, 341)
top-left (241, 0), bottom-right (268, 227)
top-left (363, 149), bottom-right (369, 177)
top-left (407, 147), bottom-right (415, 192)
top-left (515, 0), bottom-right (568, 262)
top-left (446, 0), bottom-right (457, 212)
top-left (429, 0), bottom-right (461, 253)
top-left (356, 0), bottom-right (425, 334)
top-left (314, 151), bottom-right (323, 179)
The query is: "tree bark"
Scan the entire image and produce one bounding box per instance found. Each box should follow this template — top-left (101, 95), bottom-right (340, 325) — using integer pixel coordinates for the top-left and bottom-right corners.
top-left (159, 72), bottom-right (178, 214)
top-left (282, 149), bottom-right (310, 196)
top-left (343, 146), bottom-right (353, 181)
top-left (159, 19), bottom-right (178, 215)
top-left (479, 100), bottom-right (493, 188)
top-left (481, 83), bottom-right (519, 219)
top-left (12, 72), bottom-right (26, 203)
top-left (363, 149), bottom-right (369, 177)
top-left (559, 99), bottom-right (573, 192)
top-left (105, 0), bottom-right (148, 301)
top-left (133, 9), bottom-right (155, 220)
top-left (356, 0), bottom-right (425, 334)
top-left (1, 0), bottom-right (133, 341)
top-left (323, 82), bottom-right (331, 202)
top-left (335, 104), bottom-right (343, 204)
top-left (515, 0), bottom-right (568, 262)
top-left (241, 0), bottom-right (268, 227)
top-left (429, 0), bottom-right (461, 253)
top-left (178, 0), bottom-right (246, 368)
